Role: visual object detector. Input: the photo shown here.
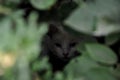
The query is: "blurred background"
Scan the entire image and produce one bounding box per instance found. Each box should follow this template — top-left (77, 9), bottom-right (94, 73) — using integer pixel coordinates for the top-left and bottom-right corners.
top-left (0, 0), bottom-right (120, 80)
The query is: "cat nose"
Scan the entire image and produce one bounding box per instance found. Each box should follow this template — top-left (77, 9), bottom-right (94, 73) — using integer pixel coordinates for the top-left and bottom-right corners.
top-left (63, 53), bottom-right (69, 57)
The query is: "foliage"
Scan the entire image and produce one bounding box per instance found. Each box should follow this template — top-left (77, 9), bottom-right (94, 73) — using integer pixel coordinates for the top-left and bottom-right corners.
top-left (0, 0), bottom-right (120, 80)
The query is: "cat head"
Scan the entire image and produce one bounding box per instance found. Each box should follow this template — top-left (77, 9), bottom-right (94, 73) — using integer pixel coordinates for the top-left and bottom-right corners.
top-left (46, 22), bottom-right (81, 61)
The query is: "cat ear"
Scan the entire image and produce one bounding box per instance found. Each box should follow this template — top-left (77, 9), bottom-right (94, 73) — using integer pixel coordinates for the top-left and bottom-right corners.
top-left (47, 23), bottom-right (60, 38)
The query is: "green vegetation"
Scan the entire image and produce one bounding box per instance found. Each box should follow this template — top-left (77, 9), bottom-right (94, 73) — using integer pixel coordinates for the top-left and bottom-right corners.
top-left (0, 0), bottom-right (120, 80)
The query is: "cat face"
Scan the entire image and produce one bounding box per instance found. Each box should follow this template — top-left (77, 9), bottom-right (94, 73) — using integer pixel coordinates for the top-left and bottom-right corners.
top-left (44, 23), bottom-right (81, 61)
top-left (50, 33), bottom-right (80, 61)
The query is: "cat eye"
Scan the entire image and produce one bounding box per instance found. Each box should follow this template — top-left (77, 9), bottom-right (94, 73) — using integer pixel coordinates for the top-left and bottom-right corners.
top-left (70, 42), bottom-right (77, 47)
top-left (55, 43), bottom-right (61, 47)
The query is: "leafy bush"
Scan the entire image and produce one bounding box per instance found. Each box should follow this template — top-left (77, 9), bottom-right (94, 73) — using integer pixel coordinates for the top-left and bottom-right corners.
top-left (0, 0), bottom-right (120, 80)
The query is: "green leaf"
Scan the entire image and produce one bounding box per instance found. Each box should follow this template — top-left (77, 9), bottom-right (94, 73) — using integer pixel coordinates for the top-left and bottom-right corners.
top-left (77, 35), bottom-right (97, 53)
top-left (64, 56), bottom-right (99, 76)
top-left (85, 68), bottom-right (117, 80)
top-left (65, 0), bottom-right (120, 36)
top-left (113, 65), bottom-right (120, 79)
top-left (93, 20), bottom-right (120, 36)
top-left (85, 43), bottom-right (117, 65)
top-left (105, 33), bottom-right (120, 45)
top-left (32, 57), bottom-right (50, 71)
top-left (15, 55), bottom-right (31, 80)
top-left (28, 11), bottom-right (38, 28)
top-left (30, 0), bottom-right (56, 10)
top-left (54, 72), bottom-right (64, 80)
top-left (65, 6), bottom-right (95, 34)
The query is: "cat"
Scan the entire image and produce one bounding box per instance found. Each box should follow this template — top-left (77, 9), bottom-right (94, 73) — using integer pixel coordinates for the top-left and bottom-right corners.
top-left (40, 22), bottom-right (82, 71)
